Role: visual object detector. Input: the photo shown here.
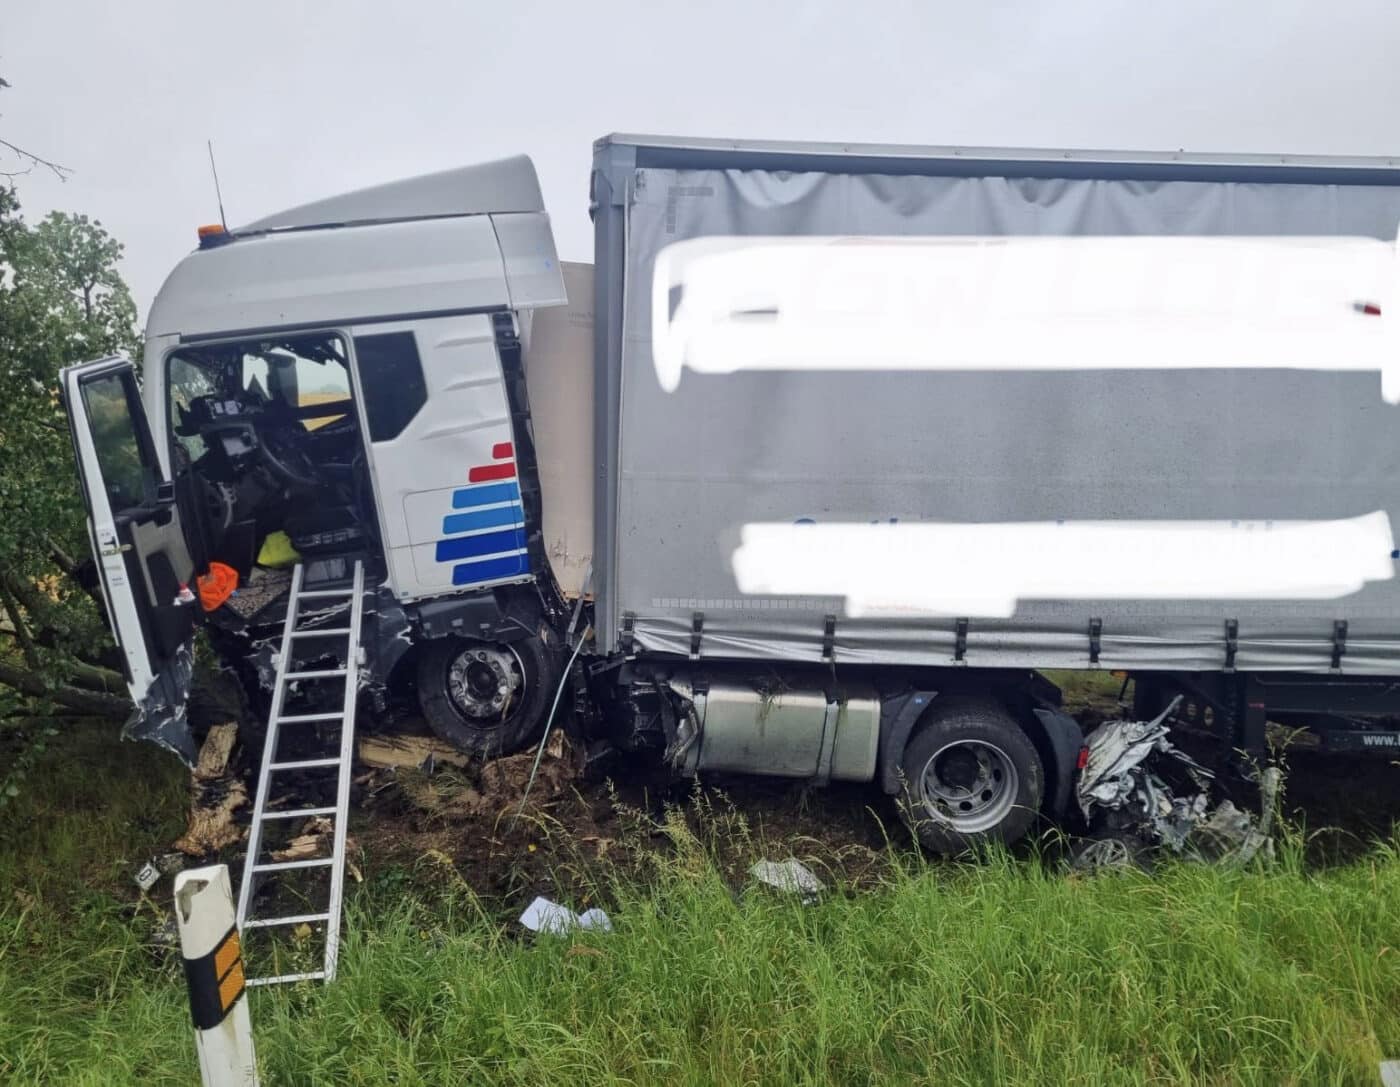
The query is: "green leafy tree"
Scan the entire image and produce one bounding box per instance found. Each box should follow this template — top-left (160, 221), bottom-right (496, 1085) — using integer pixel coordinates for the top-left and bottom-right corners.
top-left (0, 184), bottom-right (138, 722)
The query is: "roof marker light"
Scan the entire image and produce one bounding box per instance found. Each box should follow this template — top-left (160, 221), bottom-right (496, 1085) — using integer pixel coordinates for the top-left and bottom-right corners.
top-left (196, 224), bottom-right (232, 249)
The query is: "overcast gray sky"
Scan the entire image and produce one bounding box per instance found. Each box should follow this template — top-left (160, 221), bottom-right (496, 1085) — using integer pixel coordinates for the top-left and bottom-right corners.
top-left (6, 0), bottom-right (1400, 313)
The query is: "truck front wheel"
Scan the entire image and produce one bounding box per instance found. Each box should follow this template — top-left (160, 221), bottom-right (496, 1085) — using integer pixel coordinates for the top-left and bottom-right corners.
top-left (896, 696), bottom-right (1044, 855)
top-left (416, 631), bottom-right (559, 758)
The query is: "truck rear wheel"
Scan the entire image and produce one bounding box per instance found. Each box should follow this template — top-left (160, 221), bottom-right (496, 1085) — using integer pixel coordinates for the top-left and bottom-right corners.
top-left (417, 631), bottom-right (559, 758)
top-left (897, 696), bottom-right (1044, 855)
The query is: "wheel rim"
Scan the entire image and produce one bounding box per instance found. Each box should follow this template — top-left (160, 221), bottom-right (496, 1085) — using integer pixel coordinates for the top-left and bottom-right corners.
top-left (445, 643), bottom-right (526, 725)
top-left (918, 739), bottom-right (1019, 833)
top-left (1073, 837), bottom-right (1135, 872)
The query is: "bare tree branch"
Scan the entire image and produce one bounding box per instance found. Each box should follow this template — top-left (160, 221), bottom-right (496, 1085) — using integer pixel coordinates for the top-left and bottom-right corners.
top-left (45, 537), bottom-right (77, 577)
top-left (0, 136), bottom-right (71, 181)
top-left (0, 72), bottom-right (71, 181)
top-left (0, 659), bottom-right (128, 717)
top-left (0, 580), bottom-right (41, 670)
top-left (0, 570), bottom-right (120, 670)
top-left (0, 630), bottom-right (123, 692)
top-left (1, 570), bottom-right (51, 625)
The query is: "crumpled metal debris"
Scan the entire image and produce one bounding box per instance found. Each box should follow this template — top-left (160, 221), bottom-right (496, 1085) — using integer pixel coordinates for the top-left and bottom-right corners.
top-left (122, 640), bottom-right (197, 765)
top-left (1197, 768), bottom-right (1281, 865)
top-left (1070, 836), bottom-right (1142, 872)
top-left (749, 858), bottom-right (825, 901)
top-left (518, 896), bottom-right (613, 936)
top-left (1076, 696), bottom-right (1280, 865)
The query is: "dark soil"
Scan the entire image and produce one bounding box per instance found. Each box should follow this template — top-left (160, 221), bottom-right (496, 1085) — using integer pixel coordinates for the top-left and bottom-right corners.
top-left (346, 722), bottom-right (906, 921)
top-left (1274, 750), bottom-right (1400, 859)
top-left (217, 675), bottom-right (1400, 926)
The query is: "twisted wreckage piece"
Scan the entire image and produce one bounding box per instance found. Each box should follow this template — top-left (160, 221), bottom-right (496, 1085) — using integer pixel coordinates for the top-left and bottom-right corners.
top-left (1076, 695), bottom-right (1281, 865)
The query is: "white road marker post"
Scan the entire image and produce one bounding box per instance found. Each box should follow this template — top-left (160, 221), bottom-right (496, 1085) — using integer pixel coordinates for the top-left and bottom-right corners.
top-left (174, 865), bottom-right (259, 1087)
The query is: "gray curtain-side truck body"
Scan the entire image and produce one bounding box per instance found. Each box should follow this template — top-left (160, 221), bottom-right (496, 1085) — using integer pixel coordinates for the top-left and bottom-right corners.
top-left (60, 134), bottom-right (1400, 850)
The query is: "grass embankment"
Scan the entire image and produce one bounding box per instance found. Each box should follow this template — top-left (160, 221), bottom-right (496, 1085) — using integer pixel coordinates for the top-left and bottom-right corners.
top-left (4, 722), bottom-right (1400, 1085)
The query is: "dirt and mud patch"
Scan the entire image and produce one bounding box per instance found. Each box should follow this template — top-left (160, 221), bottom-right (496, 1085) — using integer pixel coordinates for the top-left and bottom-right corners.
top-left (336, 724), bottom-right (1400, 919)
top-left (184, 670), bottom-right (1400, 929)
top-left (344, 724), bottom-right (904, 920)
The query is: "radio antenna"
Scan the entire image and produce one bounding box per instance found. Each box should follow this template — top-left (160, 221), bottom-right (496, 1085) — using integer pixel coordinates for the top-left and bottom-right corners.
top-left (206, 139), bottom-right (228, 231)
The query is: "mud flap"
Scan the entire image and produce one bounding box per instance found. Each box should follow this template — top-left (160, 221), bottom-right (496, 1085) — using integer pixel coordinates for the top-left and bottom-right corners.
top-left (1031, 706), bottom-right (1086, 818)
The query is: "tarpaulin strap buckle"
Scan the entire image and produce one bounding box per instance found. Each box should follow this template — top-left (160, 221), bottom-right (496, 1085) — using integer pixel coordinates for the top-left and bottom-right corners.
top-left (689, 612), bottom-right (704, 661)
top-left (821, 614), bottom-right (837, 664)
top-left (954, 618), bottom-right (969, 662)
top-left (1223, 619), bottom-right (1239, 673)
top-left (1331, 620), bottom-right (1348, 671)
top-left (1088, 618), bottom-right (1103, 666)
top-left (619, 612), bottom-right (636, 655)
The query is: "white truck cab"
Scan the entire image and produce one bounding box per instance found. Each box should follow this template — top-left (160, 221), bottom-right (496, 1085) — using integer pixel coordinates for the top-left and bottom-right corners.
top-left (62, 157), bottom-right (568, 761)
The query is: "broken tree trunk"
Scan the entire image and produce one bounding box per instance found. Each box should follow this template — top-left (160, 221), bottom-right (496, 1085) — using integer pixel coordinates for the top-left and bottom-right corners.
top-left (0, 660), bottom-right (129, 717)
top-left (270, 816), bottom-right (334, 862)
top-left (173, 721), bottom-right (249, 856)
top-left (358, 732), bottom-right (471, 771)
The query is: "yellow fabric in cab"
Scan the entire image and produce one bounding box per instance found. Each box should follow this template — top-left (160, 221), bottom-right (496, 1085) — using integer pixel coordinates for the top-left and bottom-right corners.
top-left (257, 530), bottom-right (301, 569)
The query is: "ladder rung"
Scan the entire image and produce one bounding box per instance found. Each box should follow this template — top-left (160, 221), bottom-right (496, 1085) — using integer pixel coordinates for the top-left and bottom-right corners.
top-left (242, 912), bottom-right (332, 930)
top-left (290, 628), bottom-right (352, 638)
top-left (283, 669), bottom-right (348, 680)
top-left (298, 589), bottom-right (353, 600)
top-left (259, 806), bottom-right (337, 821)
top-left (253, 857), bottom-right (335, 873)
top-left (276, 712), bottom-right (344, 724)
top-left (269, 757), bottom-right (341, 771)
top-left (247, 971), bottom-right (327, 987)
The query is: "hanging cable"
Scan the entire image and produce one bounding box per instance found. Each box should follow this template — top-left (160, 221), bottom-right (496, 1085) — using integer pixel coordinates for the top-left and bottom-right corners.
top-left (513, 624), bottom-right (592, 825)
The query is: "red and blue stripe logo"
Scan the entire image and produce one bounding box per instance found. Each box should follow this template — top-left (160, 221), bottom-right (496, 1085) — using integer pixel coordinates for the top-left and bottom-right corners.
top-left (438, 443), bottom-right (530, 586)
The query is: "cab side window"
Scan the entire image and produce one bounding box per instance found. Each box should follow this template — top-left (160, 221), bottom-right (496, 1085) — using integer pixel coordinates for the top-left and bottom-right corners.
top-left (354, 331), bottom-right (427, 442)
top-left (168, 354), bottom-right (217, 460)
top-left (81, 370), bottom-right (155, 509)
top-left (246, 348), bottom-right (353, 430)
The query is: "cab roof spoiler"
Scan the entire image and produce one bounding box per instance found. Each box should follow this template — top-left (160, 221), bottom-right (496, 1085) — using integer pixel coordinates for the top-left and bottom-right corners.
top-left (235, 155), bottom-right (546, 235)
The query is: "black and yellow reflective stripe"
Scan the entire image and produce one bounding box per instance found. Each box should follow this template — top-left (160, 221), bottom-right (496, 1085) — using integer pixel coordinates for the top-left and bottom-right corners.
top-left (214, 931), bottom-right (240, 980)
top-left (183, 925), bottom-right (245, 1029)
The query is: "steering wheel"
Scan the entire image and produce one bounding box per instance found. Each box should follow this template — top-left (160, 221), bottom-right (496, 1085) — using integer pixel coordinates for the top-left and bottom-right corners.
top-left (254, 422), bottom-right (321, 488)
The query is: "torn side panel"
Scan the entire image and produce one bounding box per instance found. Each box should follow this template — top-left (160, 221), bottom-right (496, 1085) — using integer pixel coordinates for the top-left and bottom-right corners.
top-left (122, 639), bottom-right (197, 766)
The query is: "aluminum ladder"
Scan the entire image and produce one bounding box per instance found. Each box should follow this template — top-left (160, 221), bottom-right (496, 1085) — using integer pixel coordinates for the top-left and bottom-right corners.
top-left (235, 559), bottom-right (365, 985)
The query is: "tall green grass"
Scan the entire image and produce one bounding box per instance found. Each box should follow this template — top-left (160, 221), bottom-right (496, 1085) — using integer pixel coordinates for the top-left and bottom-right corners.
top-left (4, 725), bottom-right (1400, 1084)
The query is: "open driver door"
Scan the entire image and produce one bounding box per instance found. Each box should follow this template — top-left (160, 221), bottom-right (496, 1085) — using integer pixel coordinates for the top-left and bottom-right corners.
top-left (62, 356), bottom-right (199, 763)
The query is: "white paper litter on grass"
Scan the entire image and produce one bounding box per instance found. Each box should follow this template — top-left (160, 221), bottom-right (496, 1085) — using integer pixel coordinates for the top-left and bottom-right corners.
top-left (749, 859), bottom-right (825, 900)
top-left (518, 896), bottom-right (613, 936)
